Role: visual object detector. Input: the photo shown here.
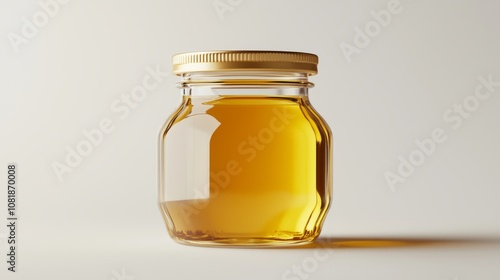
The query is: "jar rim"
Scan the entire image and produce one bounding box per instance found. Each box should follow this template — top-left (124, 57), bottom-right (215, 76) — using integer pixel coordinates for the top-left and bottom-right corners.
top-left (172, 50), bottom-right (318, 76)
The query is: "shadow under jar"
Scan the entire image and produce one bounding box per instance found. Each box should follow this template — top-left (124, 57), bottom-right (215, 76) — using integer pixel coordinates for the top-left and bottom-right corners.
top-left (158, 50), bottom-right (332, 247)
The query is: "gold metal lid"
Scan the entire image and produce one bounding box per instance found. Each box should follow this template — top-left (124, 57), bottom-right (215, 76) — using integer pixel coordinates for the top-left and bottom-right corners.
top-left (172, 50), bottom-right (318, 76)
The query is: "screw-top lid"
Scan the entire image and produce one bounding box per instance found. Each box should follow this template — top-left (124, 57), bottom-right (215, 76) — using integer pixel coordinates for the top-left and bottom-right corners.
top-left (172, 50), bottom-right (318, 75)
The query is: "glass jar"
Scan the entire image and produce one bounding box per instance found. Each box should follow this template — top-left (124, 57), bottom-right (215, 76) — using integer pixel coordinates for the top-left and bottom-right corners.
top-left (158, 50), bottom-right (332, 247)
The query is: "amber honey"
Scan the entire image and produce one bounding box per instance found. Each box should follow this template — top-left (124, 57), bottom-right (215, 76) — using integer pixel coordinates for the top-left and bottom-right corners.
top-left (159, 95), bottom-right (331, 246)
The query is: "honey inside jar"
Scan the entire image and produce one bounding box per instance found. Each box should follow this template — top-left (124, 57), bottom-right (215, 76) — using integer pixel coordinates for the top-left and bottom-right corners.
top-left (158, 51), bottom-right (332, 246)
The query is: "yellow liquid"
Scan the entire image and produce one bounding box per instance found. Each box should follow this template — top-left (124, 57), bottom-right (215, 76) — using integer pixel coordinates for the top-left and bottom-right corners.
top-left (159, 95), bottom-right (332, 246)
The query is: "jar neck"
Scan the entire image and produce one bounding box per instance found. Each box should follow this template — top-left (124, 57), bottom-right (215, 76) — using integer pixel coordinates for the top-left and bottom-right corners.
top-left (178, 71), bottom-right (312, 96)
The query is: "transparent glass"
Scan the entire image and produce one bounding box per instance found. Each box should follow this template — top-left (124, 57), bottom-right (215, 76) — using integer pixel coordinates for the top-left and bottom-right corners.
top-left (158, 72), bottom-right (332, 247)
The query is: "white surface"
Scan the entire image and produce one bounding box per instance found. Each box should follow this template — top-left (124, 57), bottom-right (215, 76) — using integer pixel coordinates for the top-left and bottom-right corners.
top-left (0, 0), bottom-right (499, 279)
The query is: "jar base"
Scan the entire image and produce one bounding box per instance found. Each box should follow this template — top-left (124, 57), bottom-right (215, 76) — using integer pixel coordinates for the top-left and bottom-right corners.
top-left (171, 237), bottom-right (318, 248)
top-left (168, 230), bottom-right (320, 248)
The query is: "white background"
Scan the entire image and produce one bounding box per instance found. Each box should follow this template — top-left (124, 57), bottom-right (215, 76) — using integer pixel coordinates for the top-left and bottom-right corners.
top-left (1, 0), bottom-right (499, 279)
